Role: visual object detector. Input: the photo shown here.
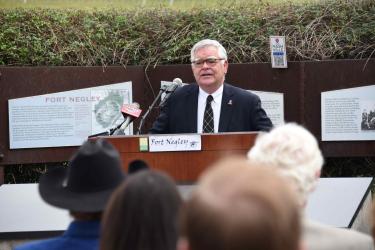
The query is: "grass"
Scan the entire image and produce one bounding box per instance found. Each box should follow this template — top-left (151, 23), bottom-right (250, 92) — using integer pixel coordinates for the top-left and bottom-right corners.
top-left (0, 0), bottom-right (328, 10)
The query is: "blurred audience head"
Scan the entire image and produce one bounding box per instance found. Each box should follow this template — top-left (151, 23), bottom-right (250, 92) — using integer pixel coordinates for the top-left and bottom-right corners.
top-left (100, 170), bottom-right (182, 250)
top-left (247, 123), bottom-right (324, 207)
top-left (38, 138), bottom-right (125, 217)
top-left (128, 159), bottom-right (150, 174)
top-left (178, 156), bottom-right (301, 250)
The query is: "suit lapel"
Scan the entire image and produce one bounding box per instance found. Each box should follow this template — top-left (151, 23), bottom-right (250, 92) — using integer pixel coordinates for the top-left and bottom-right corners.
top-left (219, 83), bottom-right (234, 132)
top-left (185, 85), bottom-right (199, 133)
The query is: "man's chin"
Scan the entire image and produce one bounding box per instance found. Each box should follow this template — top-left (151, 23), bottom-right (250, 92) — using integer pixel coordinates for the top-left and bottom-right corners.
top-left (198, 79), bottom-right (214, 86)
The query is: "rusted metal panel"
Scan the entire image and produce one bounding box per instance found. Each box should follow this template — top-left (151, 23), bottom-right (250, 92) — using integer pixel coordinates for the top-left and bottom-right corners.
top-left (0, 60), bottom-right (374, 166)
top-left (303, 59), bottom-right (375, 157)
top-left (0, 66), bottom-right (145, 165)
top-left (227, 62), bottom-right (302, 123)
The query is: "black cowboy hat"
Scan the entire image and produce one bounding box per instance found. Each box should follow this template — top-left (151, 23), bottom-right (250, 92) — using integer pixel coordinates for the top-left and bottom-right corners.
top-left (39, 139), bottom-right (125, 212)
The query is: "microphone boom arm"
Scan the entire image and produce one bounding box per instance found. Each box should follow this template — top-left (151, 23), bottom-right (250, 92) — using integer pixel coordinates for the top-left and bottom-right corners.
top-left (109, 119), bottom-right (126, 135)
top-left (136, 90), bottom-right (164, 135)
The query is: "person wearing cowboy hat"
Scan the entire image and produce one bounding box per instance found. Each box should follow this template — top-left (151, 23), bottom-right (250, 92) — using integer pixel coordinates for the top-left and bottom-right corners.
top-left (15, 138), bottom-right (125, 250)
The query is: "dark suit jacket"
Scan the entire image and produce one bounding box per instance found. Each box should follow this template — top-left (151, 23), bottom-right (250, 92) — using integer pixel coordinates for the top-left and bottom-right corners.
top-left (150, 83), bottom-right (273, 134)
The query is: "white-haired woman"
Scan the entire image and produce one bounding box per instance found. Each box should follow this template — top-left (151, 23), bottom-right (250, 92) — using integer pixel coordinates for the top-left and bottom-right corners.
top-left (248, 123), bottom-right (374, 250)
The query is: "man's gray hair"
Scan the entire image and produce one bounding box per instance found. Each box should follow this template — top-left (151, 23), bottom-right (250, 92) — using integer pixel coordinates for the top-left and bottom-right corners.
top-left (247, 123), bottom-right (324, 207)
top-left (190, 39), bottom-right (228, 62)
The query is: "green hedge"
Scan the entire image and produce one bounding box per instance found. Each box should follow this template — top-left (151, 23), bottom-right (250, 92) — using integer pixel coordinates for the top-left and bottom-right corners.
top-left (1, 0), bottom-right (375, 67)
top-left (4, 157), bottom-right (375, 184)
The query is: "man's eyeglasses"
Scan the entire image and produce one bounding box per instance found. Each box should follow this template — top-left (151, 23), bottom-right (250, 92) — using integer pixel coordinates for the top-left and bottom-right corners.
top-left (191, 57), bottom-right (225, 67)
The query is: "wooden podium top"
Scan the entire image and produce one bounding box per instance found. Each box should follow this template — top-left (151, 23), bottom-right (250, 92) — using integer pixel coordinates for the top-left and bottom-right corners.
top-left (97, 132), bottom-right (258, 182)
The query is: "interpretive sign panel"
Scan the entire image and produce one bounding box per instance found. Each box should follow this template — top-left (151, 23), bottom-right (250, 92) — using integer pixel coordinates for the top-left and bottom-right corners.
top-left (251, 90), bottom-right (284, 126)
top-left (8, 82), bottom-right (132, 149)
top-left (321, 85), bottom-right (375, 141)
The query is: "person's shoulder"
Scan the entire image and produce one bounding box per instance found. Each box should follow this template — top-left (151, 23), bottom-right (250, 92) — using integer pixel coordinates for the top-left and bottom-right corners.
top-left (224, 83), bottom-right (260, 100)
top-left (303, 220), bottom-right (374, 250)
top-left (330, 227), bottom-right (373, 246)
top-left (172, 83), bottom-right (198, 97)
top-left (14, 238), bottom-right (58, 250)
top-left (15, 236), bottom-right (99, 250)
top-left (180, 83), bottom-right (198, 91)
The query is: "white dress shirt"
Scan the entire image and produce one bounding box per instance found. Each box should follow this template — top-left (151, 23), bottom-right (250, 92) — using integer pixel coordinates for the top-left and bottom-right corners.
top-left (197, 85), bottom-right (223, 133)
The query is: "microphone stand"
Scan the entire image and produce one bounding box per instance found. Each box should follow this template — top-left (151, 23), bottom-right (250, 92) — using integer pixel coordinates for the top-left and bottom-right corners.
top-left (87, 131), bottom-right (109, 138)
top-left (109, 119), bottom-right (126, 135)
top-left (87, 120), bottom-right (125, 138)
top-left (137, 89), bottom-right (164, 135)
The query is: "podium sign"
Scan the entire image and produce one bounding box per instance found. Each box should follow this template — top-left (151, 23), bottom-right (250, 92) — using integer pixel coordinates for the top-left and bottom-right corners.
top-left (96, 132), bottom-right (258, 182)
top-left (148, 134), bottom-right (201, 152)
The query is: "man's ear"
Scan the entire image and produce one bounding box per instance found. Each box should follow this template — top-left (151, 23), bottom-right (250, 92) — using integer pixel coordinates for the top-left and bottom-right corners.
top-left (223, 60), bottom-right (228, 74)
top-left (177, 238), bottom-right (190, 250)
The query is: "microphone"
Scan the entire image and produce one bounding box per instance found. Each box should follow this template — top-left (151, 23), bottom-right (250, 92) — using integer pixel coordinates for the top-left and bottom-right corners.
top-left (136, 78), bottom-right (183, 134)
top-left (111, 102), bottom-right (142, 135)
top-left (159, 78), bottom-right (183, 107)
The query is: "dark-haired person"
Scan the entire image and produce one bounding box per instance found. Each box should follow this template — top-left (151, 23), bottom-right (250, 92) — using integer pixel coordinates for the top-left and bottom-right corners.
top-left (15, 139), bottom-right (125, 250)
top-left (127, 159), bottom-right (149, 174)
top-left (150, 39), bottom-right (272, 134)
top-left (100, 170), bottom-right (182, 250)
top-left (178, 157), bottom-right (302, 250)
top-left (248, 123), bottom-right (374, 250)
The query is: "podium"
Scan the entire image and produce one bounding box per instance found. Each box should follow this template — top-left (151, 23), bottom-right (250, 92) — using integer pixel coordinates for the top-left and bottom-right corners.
top-left (96, 132), bottom-right (258, 182)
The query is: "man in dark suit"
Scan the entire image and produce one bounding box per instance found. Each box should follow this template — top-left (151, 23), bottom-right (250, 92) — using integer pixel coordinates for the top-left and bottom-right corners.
top-left (150, 39), bottom-right (272, 134)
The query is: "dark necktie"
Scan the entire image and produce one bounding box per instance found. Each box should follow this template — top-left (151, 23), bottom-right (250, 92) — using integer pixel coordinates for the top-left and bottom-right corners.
top-left (203, 95), bottom-right (214, 133)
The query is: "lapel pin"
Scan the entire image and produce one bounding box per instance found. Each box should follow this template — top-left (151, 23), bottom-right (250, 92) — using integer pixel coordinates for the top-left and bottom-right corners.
top-left (228, 100), bottom-right (233, 105)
